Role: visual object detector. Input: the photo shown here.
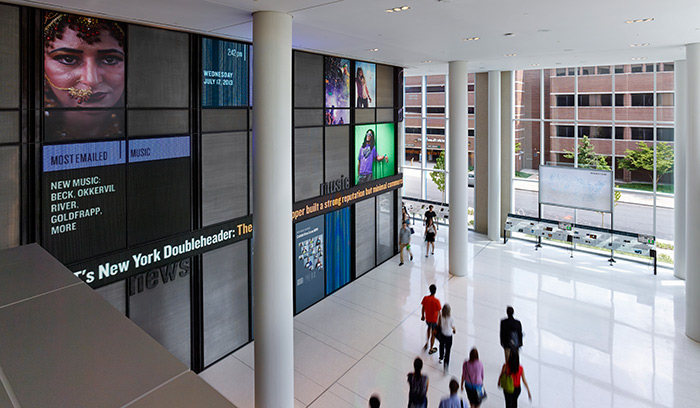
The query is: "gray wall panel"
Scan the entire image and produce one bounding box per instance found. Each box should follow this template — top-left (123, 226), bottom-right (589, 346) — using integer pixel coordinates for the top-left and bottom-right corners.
top-left (378, 108), bottom-right (394, 123)
top-left (355, 198), bottom-right (376, 277)
top-left (295, 109), bottom-right (323, 127)
top-left (0, 111), bottom-right (19, 145)
top-left (203, 241), bottom-right (249, 366)
top-left (95, 281), bottom-right (126, 315)
top-left (294, 127), bottom-right (324, 201)
top-left (0, 147), bottom-right (19, 250)
top-left (324, 125), bottom-right (349, 182)
top-left (129, 259), bottom-right (191, 366)
top-left (202, 132), bottom-right (248, 225)
top-left (355, 109), bottom-right (375, 124)
top-left (202, 109), bottom-right (248, 133)
top-left (128, 110), bottom-right (189, 136)
top-left (377, 65), bottom-right (394, 107)
top-left (294, 52), bottom-right (323, 108)
top-left (128, 26), bottom-right (189, 108)
top-left (376, 192), bottom-right (395, 263)
top-left (0, 5), bottom-right (19, 109)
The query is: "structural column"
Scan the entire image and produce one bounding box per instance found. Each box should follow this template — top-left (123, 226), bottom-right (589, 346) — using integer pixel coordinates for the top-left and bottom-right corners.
top-left (488, 71), bottom-right (502, 241)
top-left (686, 44), bottom-right (700, 342)
top-left (448, 61), bottom-right (469, 277)
top-left (252, 11), bottom-right (295, 407)
top-left (674, 60), bottom-right (687, 280)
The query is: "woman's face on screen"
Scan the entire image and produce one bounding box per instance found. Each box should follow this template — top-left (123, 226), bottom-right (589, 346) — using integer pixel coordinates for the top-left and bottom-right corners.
top-left (45, 28), bottom-right (125, 108)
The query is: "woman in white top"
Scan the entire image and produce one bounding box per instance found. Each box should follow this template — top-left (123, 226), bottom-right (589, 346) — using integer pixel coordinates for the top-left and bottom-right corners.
top-left (438, 303), bottom-right (456, 372)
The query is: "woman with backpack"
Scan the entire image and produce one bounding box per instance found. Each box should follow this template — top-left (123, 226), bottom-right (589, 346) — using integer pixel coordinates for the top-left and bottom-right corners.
top-left (498, 352), bottom-right (532, 408)
top-left (407, 357), bottom-right (429, 408)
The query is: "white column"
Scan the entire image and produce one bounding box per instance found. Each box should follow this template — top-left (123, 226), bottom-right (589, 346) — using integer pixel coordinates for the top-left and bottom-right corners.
top-left (686, 43), bottom-right (700, 342)
top-left (674, 60), bottom-right (687, 280)
top-left (448, 61), bottom-right (469, 277)
top-left (488, 71), bottom-right (502, 241)
top-left (252, 11), bottom-right (295, 408)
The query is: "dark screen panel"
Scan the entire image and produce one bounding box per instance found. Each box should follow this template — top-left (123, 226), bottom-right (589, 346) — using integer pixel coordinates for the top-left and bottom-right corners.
top-left (294, 109), bottom-right (323, 127)
top-left (376, 191), bottom-right (395, 263)
top-left (203, 241), bottom-right (249, 366)
top-left (355, 198), bottom-right (376, 277)
top-left (0, 111), bottom-right (19, 144)
top-left (377, 64), bottom-right (394, 107)
top-left (128, 110), bottom-right (189, 136)
top-left (0, 5), bottom-right (19, 109)
top-left (378, 108), bottom-right (394, 123)
top-left (294, 52), bottom-right (323, 108)
top-left (294, 127), bottom-right (323, 202)
top-left (202, 109), bottom-right (248, 133)
top-left (95, 281), bottom-right (126, 314)
top-left (325, 208), bottom-right (350, 294)
top-left (202, 132), bottom-right (248, 226)
top-left (201, 38), bottom-right (249, 107)
top-left (129, 258), bottom-right (191, 366)
top-left (127, 137), bottom-right (191, 245)
top-left (128, 25), bottom-right (189, 108)
top-left (0, 146), bottom-right (19, 250)
top-left (355, 109), bottom-right (375, 125)
top-left (324, 125), bottom-right (349, 182)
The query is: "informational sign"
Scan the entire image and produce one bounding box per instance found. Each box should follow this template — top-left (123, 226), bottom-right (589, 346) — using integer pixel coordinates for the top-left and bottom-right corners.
top-left (202, 37), bottom-right (249, 107)
top-left (42, 141), bottom-right (127, 263)
top-left (539, 166), bottom-right (613, 213)
top-left (294, 215), bottom-right (325, 313)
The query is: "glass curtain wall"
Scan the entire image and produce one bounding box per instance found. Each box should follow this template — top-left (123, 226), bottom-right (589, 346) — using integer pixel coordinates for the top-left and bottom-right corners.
top-left (402, 74), bottom-right (475, 222)
top-left (514, 64), bottom-right (675, 264)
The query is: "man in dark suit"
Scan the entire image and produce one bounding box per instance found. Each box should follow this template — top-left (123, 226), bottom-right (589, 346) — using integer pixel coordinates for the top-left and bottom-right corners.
top-left (500, 306), bottom-right (523, 361)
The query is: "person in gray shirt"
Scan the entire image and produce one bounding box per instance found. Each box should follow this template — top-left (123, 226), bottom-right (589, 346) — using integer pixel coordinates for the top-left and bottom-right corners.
top-left (399, 221), bottom-right (413, 266)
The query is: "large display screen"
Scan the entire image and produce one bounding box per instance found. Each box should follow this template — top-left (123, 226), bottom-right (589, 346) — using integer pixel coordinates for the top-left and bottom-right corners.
top-left (295, 215), bottom-right (325, 313)
top-left (201, 38), bottom-right (249, 107)
top-left (325, 207), bottom-right (350, 294)
top-left (354, 123), bottom-right (395, 184)
top-left (325, 57), bottom-right (350, 125)
top-left (43, 12), bottom-right (126, 141)
top-left (42, 141), bottom-right (127, 263)
top-left (355, 62), bottom-right (375, 108)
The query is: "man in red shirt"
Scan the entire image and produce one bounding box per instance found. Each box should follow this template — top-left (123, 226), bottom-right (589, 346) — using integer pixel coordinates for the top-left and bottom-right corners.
top-left (421, 284), bottom-right (441, 354)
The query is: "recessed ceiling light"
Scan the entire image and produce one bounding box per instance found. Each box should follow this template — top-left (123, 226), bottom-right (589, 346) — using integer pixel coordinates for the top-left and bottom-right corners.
top-left (555, 62), bottom-right (562, 65)
top-left (386, 6), bottom-right (411, 12)
top-left (625, 17), bottom-right (654, 24)
top-left (422, 60), bottom-right (432, 63)
top-left (504, 53), bottom-right (517, 57)
top-left (463, 37), bottom-right (480, 41)
top-left (537, 29), bottom-right (551, 33)
top-left (504, 32), bottom-right (515, 37)
top-left (564, 49), bottom-right (574, 52)
top-left (367, 48), bottom-right (379, 52)
top-left (530, 63), bottom-right (541, 67)
top-left (630, 43), bottom-right (650, 47)
top-left (631, 57), bottom-right (647, 61)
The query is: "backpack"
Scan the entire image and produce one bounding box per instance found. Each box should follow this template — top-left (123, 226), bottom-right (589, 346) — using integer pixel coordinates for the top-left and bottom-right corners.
top-left (499, 371), bottom-right (515, 394)
top-left (508, 331), bottom-right (520, 348)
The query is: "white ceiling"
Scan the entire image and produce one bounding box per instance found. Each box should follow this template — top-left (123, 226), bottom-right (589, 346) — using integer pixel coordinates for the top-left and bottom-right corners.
top-left (11, 0), bottom-right (700, 75)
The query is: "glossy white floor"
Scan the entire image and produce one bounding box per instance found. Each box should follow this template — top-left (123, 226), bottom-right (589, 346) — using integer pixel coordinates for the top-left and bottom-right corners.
top-left (200, 228), bottom-right (700, 408)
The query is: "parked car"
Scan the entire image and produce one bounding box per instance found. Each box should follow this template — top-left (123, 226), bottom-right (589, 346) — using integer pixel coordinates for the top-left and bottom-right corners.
top-left (468, 172), bottom-right (475, 187)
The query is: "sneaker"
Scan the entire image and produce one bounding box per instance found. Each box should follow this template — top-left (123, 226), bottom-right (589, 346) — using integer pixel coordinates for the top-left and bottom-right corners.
top-left (399, 262), bottom-right (404, 266)
top-left (425, 254), bottom-right (429, 258)
top-left (432, 252), bottom-right (435, 255)
top-left (438, 359), bottom-right (443, 364)
top-left (428, 347), bottom-right (437, 354)
top-left (443, 364), bottom-right (449, 373)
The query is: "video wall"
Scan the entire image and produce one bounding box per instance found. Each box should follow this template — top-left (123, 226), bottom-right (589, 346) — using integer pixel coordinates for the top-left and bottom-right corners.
top-left (0, 3), bottom-right (402, 372)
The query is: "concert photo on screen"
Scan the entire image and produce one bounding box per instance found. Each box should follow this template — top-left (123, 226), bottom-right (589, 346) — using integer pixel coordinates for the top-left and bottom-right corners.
top-left (325, 57), bottom-right (349, 125)
top-left (43, 12), bottom-right (126, 141)
top-left (354, 124), bottom-right (395, 184)
top-left (355, 61), bottom-right (375, 108)
top-left (201, 38), bottom-right (249, 107)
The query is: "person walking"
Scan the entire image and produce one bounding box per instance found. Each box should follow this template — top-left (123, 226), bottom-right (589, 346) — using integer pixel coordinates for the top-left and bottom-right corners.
top-left (498, 352), bottom-right (532, 408)
top-left (420, 284), bottom-right (441, 354)
top-left (437, 304), bottom-right (456, 372)
top-left (424, 218), bottom-right (437, 257)
top-left (462, 348), bottom-right (485, 408)
top-left (499, 306), bottom-right (523, 362)
top-left (399, 221), bottom-right (413, 266)
top-left (407, 357), bottom-right (429, 408)
top-left (438, 379), bottom-right (464, 408)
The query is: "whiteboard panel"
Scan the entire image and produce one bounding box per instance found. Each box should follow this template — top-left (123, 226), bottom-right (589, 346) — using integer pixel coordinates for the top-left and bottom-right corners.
top-left (539, 166), bottom-right (613, 213)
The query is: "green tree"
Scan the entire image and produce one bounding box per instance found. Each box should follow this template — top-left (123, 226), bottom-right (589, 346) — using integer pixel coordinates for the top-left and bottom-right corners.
top-left (563, 135), bottom-right (610, 170)
top-left (618, 141), bottom-right (674, 184)
top-left (430, 151), bottom-right (446, 202)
